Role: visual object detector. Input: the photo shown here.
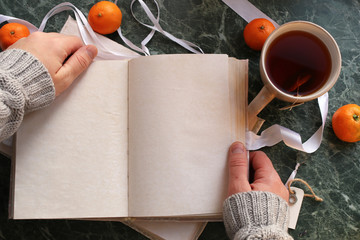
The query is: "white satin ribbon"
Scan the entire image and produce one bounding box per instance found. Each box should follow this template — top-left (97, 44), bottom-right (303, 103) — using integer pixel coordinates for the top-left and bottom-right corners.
top-left (285, 163), bottom-right (300, 189)
top-left (1, 1), bottom-right (203, 58)
top-left (128, 0), bottom-right (204, 54)
top-left (38, 2), bottom-right (142, 59)
top-left (222, 0), bottom-right (279, 28)
top-left (0, 15), bottom-right (38, 33)
top-left (246, 93), bottom-right (329, 153)
top-left (0, 3), bottom-right (140, 59)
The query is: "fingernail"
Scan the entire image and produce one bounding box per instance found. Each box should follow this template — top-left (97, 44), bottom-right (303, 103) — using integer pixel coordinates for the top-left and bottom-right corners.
top-left (86, 45), bottom-right (98, 59)
top-left (231, 142), bottom-right (245, 154)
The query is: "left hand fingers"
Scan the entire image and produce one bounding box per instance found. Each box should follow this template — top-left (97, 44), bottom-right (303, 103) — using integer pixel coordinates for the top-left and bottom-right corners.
top-left (53, 44), bottom-right (97, 96)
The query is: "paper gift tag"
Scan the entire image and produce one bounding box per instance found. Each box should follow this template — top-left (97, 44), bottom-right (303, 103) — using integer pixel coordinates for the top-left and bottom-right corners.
top-left (288, 187), bottom-right (304, 229)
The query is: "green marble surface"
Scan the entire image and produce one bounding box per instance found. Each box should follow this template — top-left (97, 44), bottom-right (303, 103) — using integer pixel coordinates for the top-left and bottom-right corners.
top-left (0, 0), bottom-right (359, 239)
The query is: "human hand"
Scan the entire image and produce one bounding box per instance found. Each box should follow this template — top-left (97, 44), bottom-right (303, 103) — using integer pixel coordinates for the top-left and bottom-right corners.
top-left (9, 32), bottom-right (98, 96)
top-left (227, 141), bottom-right (289, 202)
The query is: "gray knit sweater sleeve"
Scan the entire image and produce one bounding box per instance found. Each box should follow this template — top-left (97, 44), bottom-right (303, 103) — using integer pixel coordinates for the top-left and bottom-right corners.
top-left (223, 191), bottom-right (293, 240)
top-left (0, 49), bottom-right (55, 141)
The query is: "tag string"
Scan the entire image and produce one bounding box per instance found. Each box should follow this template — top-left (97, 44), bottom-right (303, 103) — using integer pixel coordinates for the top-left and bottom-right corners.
top-left (287, 178), bottom-right (323, 202)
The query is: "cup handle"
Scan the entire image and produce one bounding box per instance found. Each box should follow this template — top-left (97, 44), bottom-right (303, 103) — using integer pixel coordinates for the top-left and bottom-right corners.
top-left (248, 86), bottom-right (275, 131)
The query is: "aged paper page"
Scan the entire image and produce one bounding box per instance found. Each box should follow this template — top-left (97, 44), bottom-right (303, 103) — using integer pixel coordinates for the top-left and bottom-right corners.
top-left (13, 60), bottom-right (129, 219)
top-left (128, 54), bottom-right (237, 217)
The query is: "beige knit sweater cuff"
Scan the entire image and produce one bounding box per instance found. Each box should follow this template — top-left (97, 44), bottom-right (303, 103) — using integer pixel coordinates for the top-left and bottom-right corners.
top-left (0, 49), bottom-right (55, 141)
top-left (0, 49), bottom-right (55, 113)
top-left (223, 191), bottom-right (292, 240)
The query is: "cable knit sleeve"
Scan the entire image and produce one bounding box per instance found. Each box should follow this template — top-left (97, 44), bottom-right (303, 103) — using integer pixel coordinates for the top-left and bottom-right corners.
top-left (0, 49), bottom-right (55, 141)
top-left (223, 191), bottom-right (293, 240)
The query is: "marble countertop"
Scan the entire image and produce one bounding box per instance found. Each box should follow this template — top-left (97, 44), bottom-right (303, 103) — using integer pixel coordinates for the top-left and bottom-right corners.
top-left (0, 0), bottom-right (359, 239)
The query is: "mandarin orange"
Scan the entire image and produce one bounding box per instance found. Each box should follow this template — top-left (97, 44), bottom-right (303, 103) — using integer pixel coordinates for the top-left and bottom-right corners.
top-left (88, 1), bottom-right (122, 35)
top-left (332, 104), bottom-right (360, 142)
top-left (0, 22), bottom-right (30, 50)
top-left (243, 18), bottom-right (275, 51)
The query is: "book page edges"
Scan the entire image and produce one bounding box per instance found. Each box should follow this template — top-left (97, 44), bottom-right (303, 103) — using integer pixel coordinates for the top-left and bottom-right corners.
top-left (123, 220), bottom-right (207, 240)
top-left (76, 212), bottom-right (222, 221)
top-left (229, 58), bottom-right (248, 142)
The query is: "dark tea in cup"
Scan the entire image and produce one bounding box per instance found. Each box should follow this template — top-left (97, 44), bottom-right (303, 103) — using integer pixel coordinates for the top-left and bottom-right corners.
top-left (265, 30), bottom-right (332, 96)
top-left (248, 21), bottom-right (341, 131)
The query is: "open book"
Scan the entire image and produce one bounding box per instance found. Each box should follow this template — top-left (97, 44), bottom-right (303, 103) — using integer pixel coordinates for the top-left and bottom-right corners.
top-left (10, 54), bottom-right (247, 221)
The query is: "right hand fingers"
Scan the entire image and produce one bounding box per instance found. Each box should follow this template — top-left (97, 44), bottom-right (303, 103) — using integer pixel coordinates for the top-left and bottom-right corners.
top-left (227, 142), bottom-right (251, 196)
top-left (250, 151), bottom-right (289, 202)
